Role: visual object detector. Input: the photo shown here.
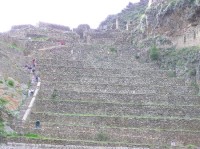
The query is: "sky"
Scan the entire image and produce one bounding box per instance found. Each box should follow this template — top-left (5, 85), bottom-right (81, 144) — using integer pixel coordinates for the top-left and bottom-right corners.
top-left (0, 0), bottom-right (140, 32)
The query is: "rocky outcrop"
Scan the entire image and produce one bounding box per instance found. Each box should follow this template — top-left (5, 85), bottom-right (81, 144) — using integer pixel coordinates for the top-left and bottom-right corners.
top-left (99, 0), bottom-right (148, 31)
top-left (145, 0), bottom-right (200, 36)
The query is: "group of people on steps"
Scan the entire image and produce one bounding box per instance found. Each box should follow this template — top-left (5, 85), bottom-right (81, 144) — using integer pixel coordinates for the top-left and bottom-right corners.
top-left (25, 59), bottom-right (40, 97)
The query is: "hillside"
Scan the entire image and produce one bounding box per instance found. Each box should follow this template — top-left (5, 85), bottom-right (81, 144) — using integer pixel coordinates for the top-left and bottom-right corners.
top-left (0, 0), bottom-right (200, 148)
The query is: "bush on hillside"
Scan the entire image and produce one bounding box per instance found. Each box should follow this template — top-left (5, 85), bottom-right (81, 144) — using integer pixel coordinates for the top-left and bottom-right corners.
top-left (95, 132), bottom-right (109, 141)
top-left (7, 80), bottom-right (14, 87)
top-left (150, 45), bottom-right (159, 60)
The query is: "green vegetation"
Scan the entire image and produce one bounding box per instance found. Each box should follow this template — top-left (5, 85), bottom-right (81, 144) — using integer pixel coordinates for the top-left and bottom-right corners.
top-left (95, 132), bottom-right (109, 141)
top-left (191, 82), bottom-right (199, 95)
top-left (158, 46), bottom-right (200, 70)
top-left (6, 132), bottom-right (42, 139)
top-left (189, 69), bottom-right (196, 77)
top-left (0, 98), bottom-right (8, 108)
top-left (32, 37), bottom-right (49, 42)
top-left (167, 71), bottom-right (176, 77)
top-left (23, 133), bottom-right (41, 139)
top-left (186, 144), bottom-right (198, 149)
top-left (7, 79), bottom-right (14, 87)
top-left (99, 0), bottom-right (147, 30)
top-left (149, 46), bottom-right (159, 60)
top-left (51, 89), bottom-right (58, 99)
top-left (0, 120), bottom-right (6, 137)
top-left (0, 80), bottom-right (3, 84)
top-left (109, 47), bottom-right (117, 53)
top-left (9, 43), bottom-right (24, 51)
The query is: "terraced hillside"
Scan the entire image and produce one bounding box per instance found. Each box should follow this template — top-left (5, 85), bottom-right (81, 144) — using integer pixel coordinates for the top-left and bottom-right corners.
top-left (4, 43), bottom-right (200, 149)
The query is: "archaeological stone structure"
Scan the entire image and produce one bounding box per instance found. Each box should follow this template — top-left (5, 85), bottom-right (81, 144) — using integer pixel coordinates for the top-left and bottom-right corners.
top-left (1, 0), bottom-right (200, 149)
top-left (1, 29), bottom-right (199, 148)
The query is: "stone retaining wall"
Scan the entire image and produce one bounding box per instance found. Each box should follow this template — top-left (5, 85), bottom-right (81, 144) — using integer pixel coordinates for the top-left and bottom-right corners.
top-left (40, 76), bottom-right (184, 86)
top-left (34, 100), bottom-right (200, 118)
top-left (39, 83), bottom-right (196, 95)
top-left (38, 66), bottom-right (169, 78)
top-left (29, 112), bottom-right (200, 131)
top-left (14, 125), bottom-right (200, 145)
top-left (37, 90), bottom-right (200, 105)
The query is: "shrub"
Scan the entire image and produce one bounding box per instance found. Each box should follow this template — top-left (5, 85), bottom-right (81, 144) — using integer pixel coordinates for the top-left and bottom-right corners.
top-left (51, 89), bottom-right (58, 99)
top-left (0, 98), bottom-right (8, 109)
top-left (150, 45), bottom-right (159, 60)
top-left (7, 80), bottom-right (14, 87)
top-left (110, 47), bottom-right (117, 53)
top-left (189, 69), bottom-right (196, 76)
top-left (0, 80), bottom-right (3, 84)
top-left (191, 82), bottom-right (199, 94)
top-left (95, 132), bottom-right (109, 141)
top-left (167, 71), bottom-right (176, 77)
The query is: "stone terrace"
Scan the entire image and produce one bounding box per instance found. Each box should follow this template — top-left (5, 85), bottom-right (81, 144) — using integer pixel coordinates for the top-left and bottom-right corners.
top-left (7, 43), bottom-right (200, 149)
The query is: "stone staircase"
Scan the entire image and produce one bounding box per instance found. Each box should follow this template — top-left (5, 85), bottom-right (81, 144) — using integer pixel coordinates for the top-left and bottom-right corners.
top-left (5, 44), bottom-right (200, 148)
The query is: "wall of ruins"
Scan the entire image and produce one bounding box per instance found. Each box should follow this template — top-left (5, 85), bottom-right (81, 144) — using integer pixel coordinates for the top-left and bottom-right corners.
top-left (83, 30), bottom-right (132, 45)
top-left (173, 26), bottom-right (200, 49)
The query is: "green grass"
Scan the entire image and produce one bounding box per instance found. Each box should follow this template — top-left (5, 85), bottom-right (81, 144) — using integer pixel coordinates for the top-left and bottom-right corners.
top-left (0, 98), bottom-right (8, 107)
top-left (6, 132), bottom-right (42, 139)
top-left (32, 37), bottom-right (49, 42)
top-left (24, 133), bottom-right (41, 139)
top-left (9, 43), bottom-right (24, 51)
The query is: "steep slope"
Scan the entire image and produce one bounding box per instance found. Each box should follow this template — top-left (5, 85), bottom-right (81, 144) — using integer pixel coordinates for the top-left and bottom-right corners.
top-left (3, 41), bottom-right (199, 148)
